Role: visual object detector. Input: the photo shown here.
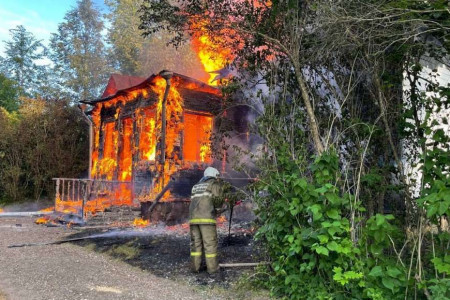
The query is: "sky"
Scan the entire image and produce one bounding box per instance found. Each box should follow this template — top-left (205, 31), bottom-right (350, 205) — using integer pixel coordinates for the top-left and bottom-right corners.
top-left (0, 0), bottom-right (108, 56)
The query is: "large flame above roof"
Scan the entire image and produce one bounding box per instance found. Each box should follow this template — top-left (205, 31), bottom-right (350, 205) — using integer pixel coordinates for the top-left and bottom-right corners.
top-left (190, 19), bottom-right (234, 85)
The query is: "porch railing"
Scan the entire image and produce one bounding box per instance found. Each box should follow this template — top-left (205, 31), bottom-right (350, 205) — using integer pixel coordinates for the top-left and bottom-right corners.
top-left (52, 178), bottom-right (144, 219)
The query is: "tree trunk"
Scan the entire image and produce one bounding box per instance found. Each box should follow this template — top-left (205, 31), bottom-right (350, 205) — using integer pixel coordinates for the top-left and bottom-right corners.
top-left (293, 66), bottom-right (324, 155)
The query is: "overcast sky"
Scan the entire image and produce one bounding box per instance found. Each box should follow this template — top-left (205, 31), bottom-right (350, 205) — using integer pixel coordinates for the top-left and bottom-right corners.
top-left (0, 0), bottom-right (108, 56)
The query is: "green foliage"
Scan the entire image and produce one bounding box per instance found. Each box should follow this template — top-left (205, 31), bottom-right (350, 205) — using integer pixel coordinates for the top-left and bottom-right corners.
top-left (416, 98), bottom-right (450, 223)
top-left (140, 0), bottom-right (450, 297)
top-left (427, 278), bottom-right (450, 300)
top-left (0, 25), bottom-right (47, 96)
top-left (106, 0), bottom-right (202, 77)
top-left (0, 73), bottom-right (19, 112)
top-left (105, 0), bottom-right (145, 75)
top-left (253, 151), bottom-right (409, 299)
top-left (49, 0), bottom-right (110, 101)
top-left (0, 99), bottom-right (88, 203)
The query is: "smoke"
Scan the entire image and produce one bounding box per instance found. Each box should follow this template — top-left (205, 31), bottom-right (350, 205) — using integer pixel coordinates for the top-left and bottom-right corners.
top-left (82, 222), bottom-right (192, 240)
top-left (218, 70), bottom-right (276, 177)
top-left (138, 31), bottom-right (208, 82)
top-left (86, 226), bottom-right (169, 239)
top-left (302, 66), bottom-right (343, 118)
top-left (1, 200), bottom-right (53, 212)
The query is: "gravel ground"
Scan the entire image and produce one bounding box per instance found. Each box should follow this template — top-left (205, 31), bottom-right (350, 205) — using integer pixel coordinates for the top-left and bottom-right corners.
top-left (0, 217), bottom-right (252, 300)
top-left (67, 223), bottom-right (267, 290)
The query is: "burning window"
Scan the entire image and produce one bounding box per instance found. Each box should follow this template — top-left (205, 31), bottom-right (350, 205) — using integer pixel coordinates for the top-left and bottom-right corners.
top-left (99, 122), bottom-right (117, 180)
top-left (119, 118), bottom-right (133, 181)
top-left (139, 109), bottom-right (156, 161)
top-left (183, 112), bottom-right (213, 163)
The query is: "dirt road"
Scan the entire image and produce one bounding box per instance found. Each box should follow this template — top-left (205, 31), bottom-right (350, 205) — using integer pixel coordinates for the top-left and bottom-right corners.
top-left (0, 217), bottom-right (223, 300)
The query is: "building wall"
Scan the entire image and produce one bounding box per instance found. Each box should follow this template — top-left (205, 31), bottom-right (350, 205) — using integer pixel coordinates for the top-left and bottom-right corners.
top-left (402, 55), bottom-right (450, 197)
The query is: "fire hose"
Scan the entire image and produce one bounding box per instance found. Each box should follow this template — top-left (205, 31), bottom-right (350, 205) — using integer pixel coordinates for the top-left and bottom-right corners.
top-left (8, 236), bottom-right (102, 248)
top-left (217, 177), bottom-right (257, 243)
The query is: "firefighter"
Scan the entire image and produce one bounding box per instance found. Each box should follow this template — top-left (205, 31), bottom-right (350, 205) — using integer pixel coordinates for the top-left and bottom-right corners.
top-left (189, 167), bottom-right (226, 274)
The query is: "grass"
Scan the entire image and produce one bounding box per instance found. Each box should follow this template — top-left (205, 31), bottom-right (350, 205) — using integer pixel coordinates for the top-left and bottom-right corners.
top-left (106, 241), bottom-right (141, 260)
top-left (232, 270), bottom-right (271, 299)
top-left (192, 270), bottom-right (271, 300)
top-left (83, 240), bottom-right (141, 260)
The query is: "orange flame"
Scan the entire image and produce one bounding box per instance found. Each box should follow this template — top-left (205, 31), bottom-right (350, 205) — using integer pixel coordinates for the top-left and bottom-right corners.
top-left (217, 215), bottom-right (227, 223)
top-left (138, 109), bottom-right (157, 161)
top-left (190, 19), bottom-right (234, 85)
top-left (119, 118), bottom-right (133, 182)
top-left (83, 73), bottom-right (214, 214)
top-left (35, 216), bottom-right (50, 224)
top-left (98, 122), bottom-right (118, 180)
top-left (39, 207), bottom-right (54, 212)
top-left (188, 1), bottom-right (275, 84)
top-left (183, 113), bottom-right (212, 163)
top-left (133, 217), bottom-right (149, 227)
top-left (150, 77), bottom-right (184, 197)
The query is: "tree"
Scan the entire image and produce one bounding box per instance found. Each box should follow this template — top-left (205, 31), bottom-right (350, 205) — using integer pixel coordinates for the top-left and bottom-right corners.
top-left (0, 99), bottom-right (88, 203)
top-left (140, 1), bottom-right (450, 299)
top-left (105, 0), bottom-right (145, 75)
top-left (49, 0), bottom-right (110, 101)
top-left (0, 25), bottom-right (47, 96)
top-left (106, 0), bottom-right (204, 78)
top-left (18, 99), bottom-right (88, 200)
top-left (0, 73), bottom-right (19, 112)
top-left (140, 0), bottom-right (325, 154)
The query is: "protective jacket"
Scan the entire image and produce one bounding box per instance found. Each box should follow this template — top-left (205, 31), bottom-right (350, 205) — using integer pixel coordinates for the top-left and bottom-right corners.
top-left (189, 176), bottom-right (225, 273)
top-left (189, 177), bottom-right (224, 225)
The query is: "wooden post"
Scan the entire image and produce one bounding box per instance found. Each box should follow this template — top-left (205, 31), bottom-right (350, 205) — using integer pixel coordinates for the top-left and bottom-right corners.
top-left (77, 179), bottom-right (81, 202)
top-left (95, 181), bottom-right (99, 211)
top-left (71, 179), bottom-right (75, 202)
top-left (68, 180), bottom-right (71, 202)
top-left (81, 180), bottom-right (88, 219)
top-left (180, 112), bottom-right (185, 161)
top-left (55, 178), bottom-right (60, 211)
top-left (131, 111), bottom-right (138, 206)
top-left (78, 105), bottom-right (94, 179)
top-left (115, 107), bottom-right (122, 181)
top-left (160, 85), bottom-right (169, 186)
top-left (147, 178), bottom-right (174, 217)
top-left (111, 182), bottom-right (114, 207)
top-left (159, 70), bottom-right (173, 187)
top-left (88, 123), bottom-right (93, 179)
top-left (98, 120), bottom-right (105, 162)
top-left (61, 179), bottom-right (65, 203)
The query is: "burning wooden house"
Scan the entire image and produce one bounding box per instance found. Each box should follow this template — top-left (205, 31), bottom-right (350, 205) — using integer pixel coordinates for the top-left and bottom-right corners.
top-left (52, 70), bottom-right (238, 223)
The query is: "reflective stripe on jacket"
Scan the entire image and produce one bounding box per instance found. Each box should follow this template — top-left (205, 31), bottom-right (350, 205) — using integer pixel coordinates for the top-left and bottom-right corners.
top-left (189, 177), bottom-right (223, 225)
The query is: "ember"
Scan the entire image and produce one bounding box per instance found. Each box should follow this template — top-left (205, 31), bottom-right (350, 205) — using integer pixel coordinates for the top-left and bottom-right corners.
top-left (35, 216), bottom-right (50, 224)
top-left (217, 215), bottom-right (227, 224)
top-left (132, 217), bottom-right (150, 227)
top-left (39, 207), bottom-right (54, 212)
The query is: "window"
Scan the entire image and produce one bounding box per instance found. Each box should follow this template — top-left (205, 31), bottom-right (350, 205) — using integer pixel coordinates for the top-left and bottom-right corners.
top-left (183, 113), bottom-right (213, 163)
top-left (98, 122), bottom-right (117, 180)
top-left (139, 109), bottom-right (156, 161)
top-left (119, 118), bottom-right (133, 181)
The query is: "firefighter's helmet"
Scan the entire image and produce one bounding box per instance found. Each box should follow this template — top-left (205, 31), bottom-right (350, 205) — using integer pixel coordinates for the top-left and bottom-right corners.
top-left (204, 167), bottom-right (220, 178)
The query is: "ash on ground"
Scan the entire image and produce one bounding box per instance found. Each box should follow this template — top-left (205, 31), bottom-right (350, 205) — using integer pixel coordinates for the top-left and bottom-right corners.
top-left (67, 220), bottom-right (268, 289)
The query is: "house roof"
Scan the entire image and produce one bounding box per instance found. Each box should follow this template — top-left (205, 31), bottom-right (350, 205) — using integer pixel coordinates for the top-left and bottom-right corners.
top-left (101, 74), bottom-right (146, 98)
top-left (81, 71), bottom-right (222, 113)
